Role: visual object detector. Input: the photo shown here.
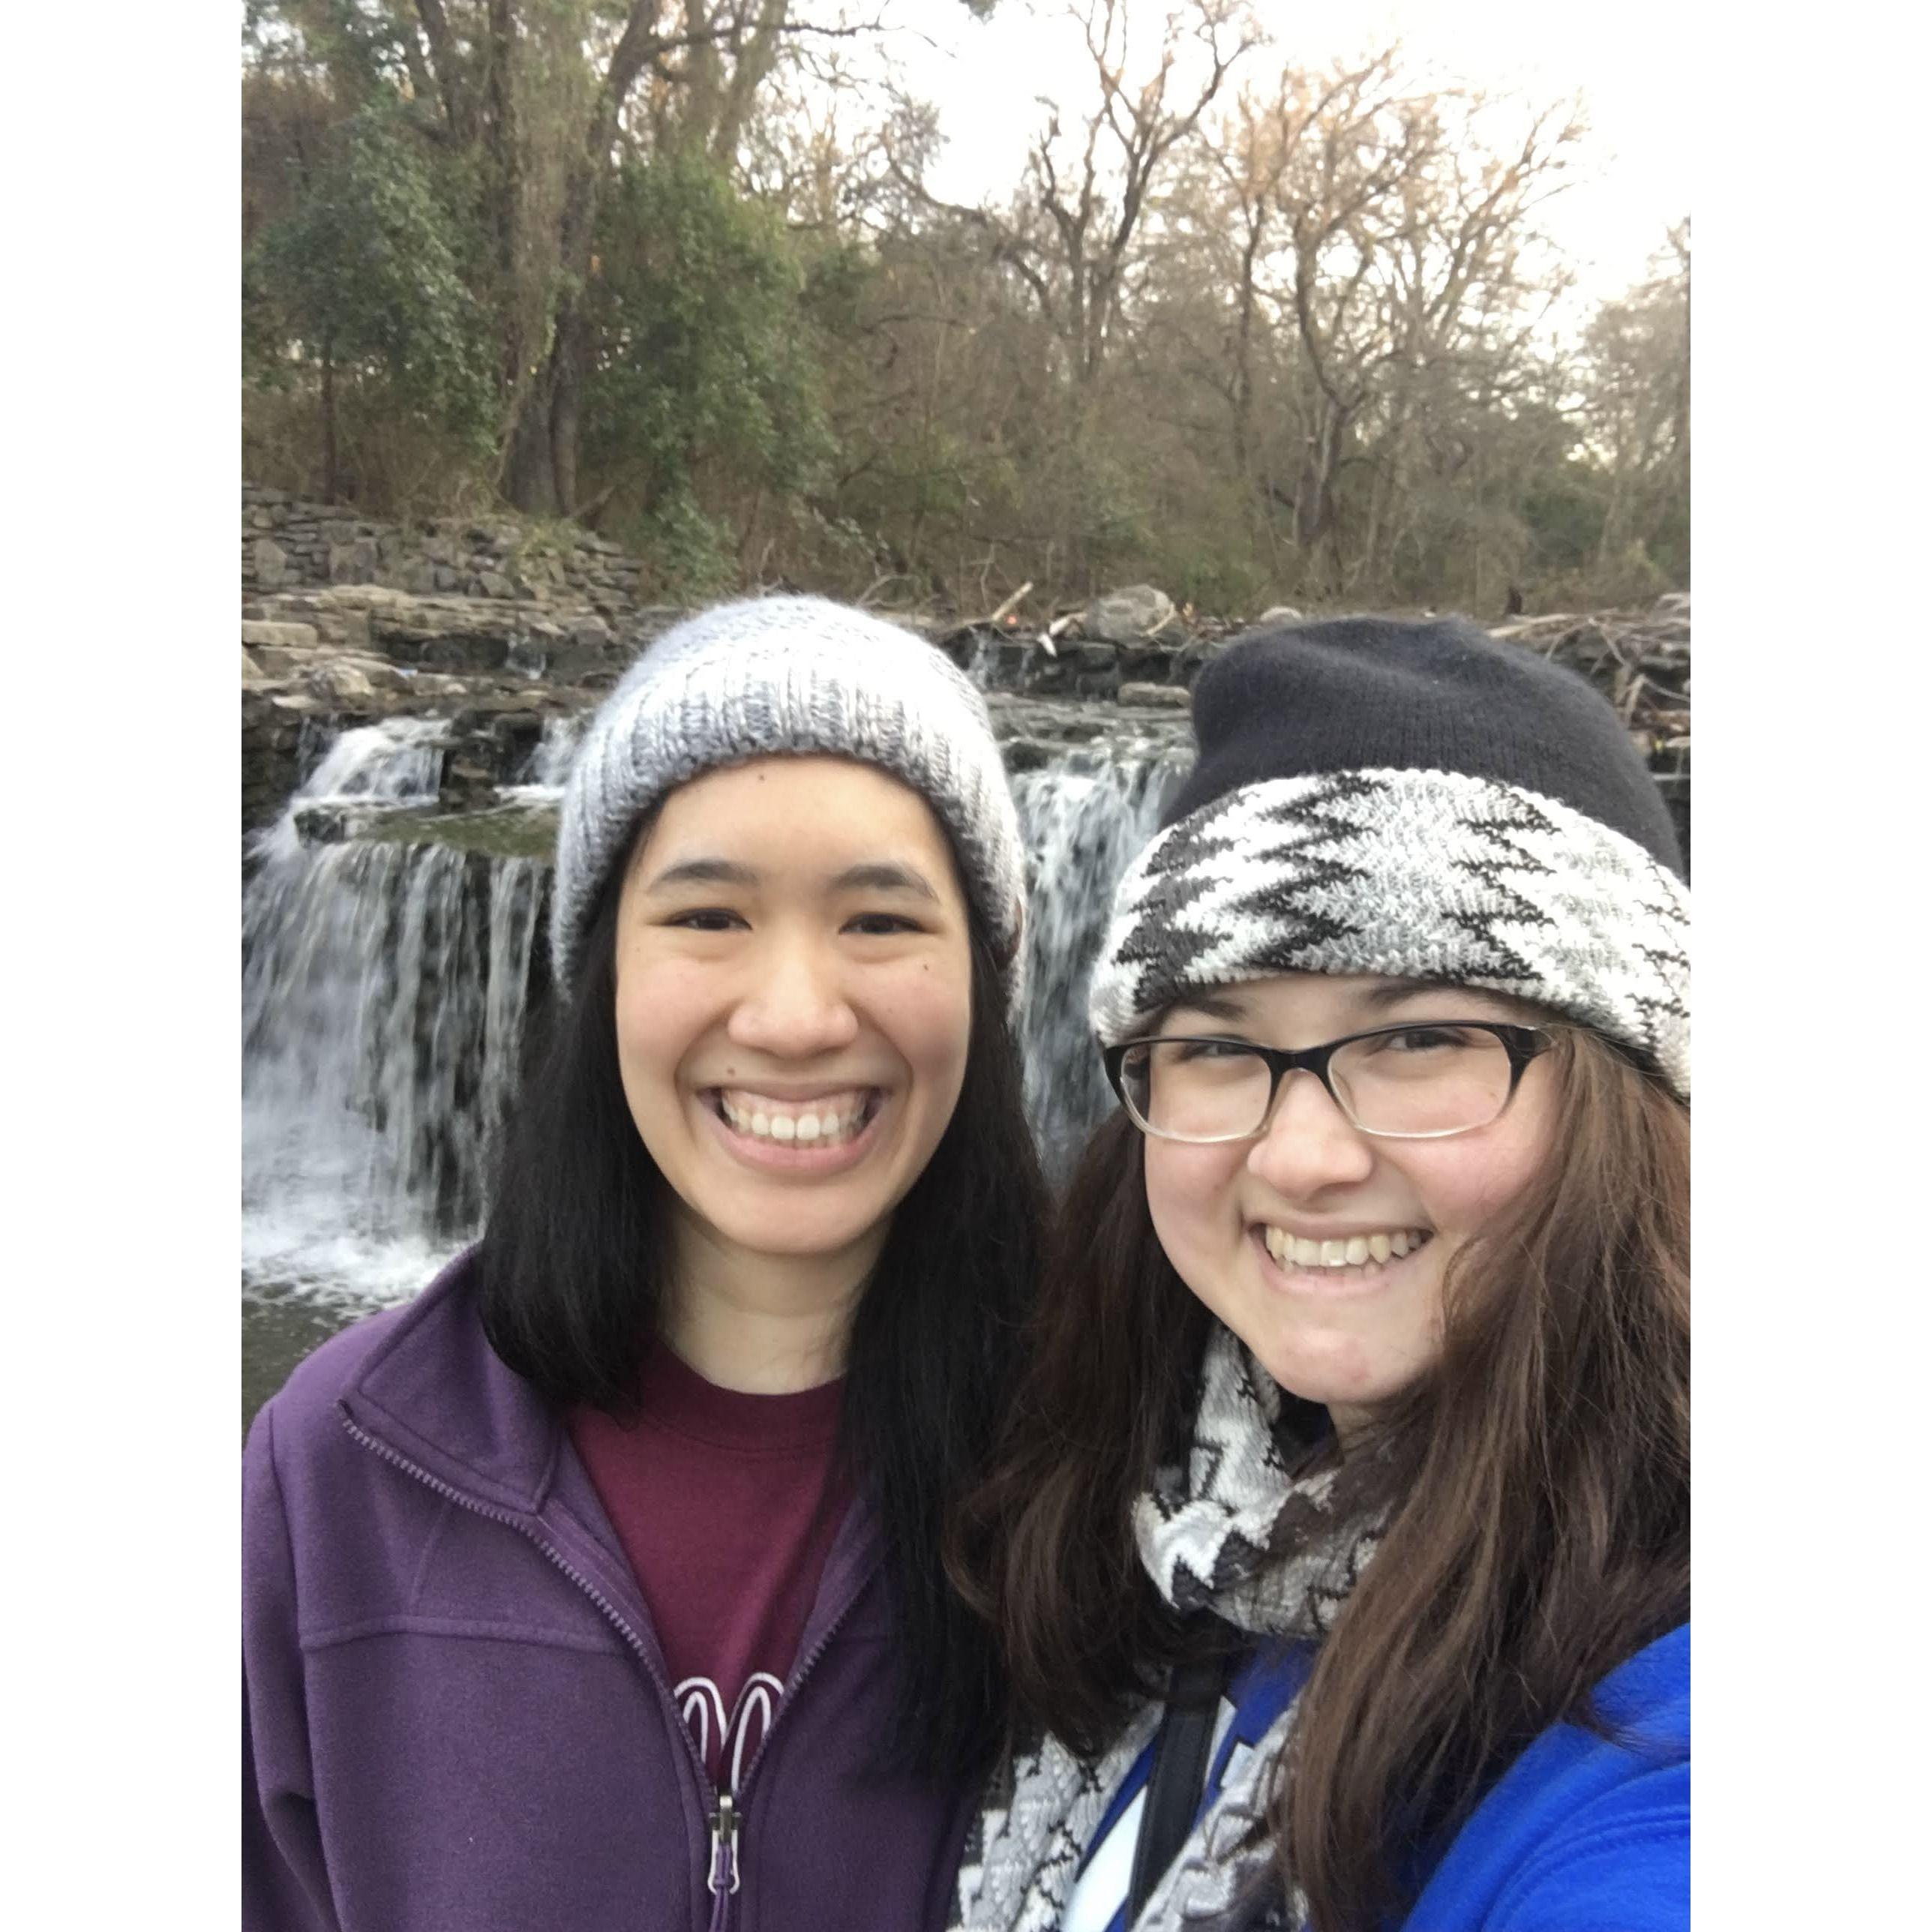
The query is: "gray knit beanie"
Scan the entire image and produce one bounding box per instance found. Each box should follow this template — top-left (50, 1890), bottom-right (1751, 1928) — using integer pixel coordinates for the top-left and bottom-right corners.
top-left (551, 596), bottom-right (1027, 1006)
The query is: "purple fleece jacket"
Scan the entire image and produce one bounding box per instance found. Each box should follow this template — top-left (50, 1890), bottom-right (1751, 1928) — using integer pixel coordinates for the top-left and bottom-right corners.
top-left (243, 1254), bottom-right (974, 1932)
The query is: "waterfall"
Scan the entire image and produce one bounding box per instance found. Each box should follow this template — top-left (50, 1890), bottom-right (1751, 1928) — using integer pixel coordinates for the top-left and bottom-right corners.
top-left (251, 717), bottom-right (445, 865)
top-left (243, 722), bottom-right (547, 1304)
top-left (241, 718), bottom-right (1181, 1307)
top-left (964, 634), bottom-right (1002, 690)
top-left (1012, 746), bottom-right (1185, 1176)
top-left (504, 713), bottom-right (586, 796)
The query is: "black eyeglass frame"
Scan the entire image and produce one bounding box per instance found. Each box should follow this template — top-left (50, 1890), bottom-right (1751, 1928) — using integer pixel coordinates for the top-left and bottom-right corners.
top-left (1101, 1020), bottom-right (1556, 1143)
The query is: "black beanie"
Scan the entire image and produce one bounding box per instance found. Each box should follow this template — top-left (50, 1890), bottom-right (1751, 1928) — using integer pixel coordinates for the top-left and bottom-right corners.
top-left (1164, 615), bottom-right (1683, 875)
top-left (1090, 614), bottom-right (1691, 1094)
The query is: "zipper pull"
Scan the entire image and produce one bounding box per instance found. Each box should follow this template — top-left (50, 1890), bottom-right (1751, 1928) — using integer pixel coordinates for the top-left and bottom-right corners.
top-left (707, 1792), bottom-right (742, 1899)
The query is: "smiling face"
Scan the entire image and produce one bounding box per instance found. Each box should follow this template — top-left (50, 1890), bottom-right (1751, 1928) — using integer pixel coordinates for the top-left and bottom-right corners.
top-left (1140, 973), bottom-right (1559, 1441)
top-left (613, 754), bottom-right (975, 1297)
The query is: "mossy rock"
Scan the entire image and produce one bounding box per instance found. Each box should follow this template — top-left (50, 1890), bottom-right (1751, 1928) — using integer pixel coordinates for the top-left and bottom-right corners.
top-left (357, 804), bottom-right (559, 861)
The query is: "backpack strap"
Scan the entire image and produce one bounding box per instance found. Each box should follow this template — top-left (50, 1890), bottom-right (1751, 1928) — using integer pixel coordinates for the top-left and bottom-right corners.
top-left (1126, 1644), bottom-right (1232, 1917)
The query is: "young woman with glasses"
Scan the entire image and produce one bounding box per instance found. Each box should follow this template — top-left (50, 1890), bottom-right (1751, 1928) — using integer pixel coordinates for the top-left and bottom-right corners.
top-left (244, 599), bottom-right (1047, 1932)
top-left (950, 615), bottom-right (1690, 1932)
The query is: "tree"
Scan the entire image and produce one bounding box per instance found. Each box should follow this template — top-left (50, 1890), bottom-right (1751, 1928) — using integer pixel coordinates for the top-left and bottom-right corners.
top-left (580, 146), bottom-right (833, 586)
top-left (908, 0), bottom-right (1258, 391)
top-left (1577, 221), bottom-right (1690, 586)
top-left (848, 1), bottom-right (1261, 596)
top-left (1124, 48), bottom-right (1586, 603)
top-left (247, 2), bottom-right (880, 514)
top-left (249, 102), bottom-right (494, 500)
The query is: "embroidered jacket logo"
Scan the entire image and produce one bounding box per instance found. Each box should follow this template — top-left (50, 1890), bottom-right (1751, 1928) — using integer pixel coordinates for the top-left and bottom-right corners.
top-left (676, 1672), bottom-right (786, 1792)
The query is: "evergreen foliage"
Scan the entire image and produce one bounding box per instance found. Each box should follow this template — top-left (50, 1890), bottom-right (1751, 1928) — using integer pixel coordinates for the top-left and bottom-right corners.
top-left (245, 101), bottom-right (498, 502)
top-left (583, 149), bottom-right (833, 592)
top-left (249, 103), bottom-right (494, 445)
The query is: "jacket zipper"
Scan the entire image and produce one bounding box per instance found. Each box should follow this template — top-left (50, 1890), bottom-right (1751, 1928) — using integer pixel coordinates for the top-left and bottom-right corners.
top-left (698, 1562), bottom-right (868, 1932)
top-left (338, 1408), bottom-right (725, 1926)
top-left (341, 1406), bottom-right (874, 1932)
top-left (705, 1792), bottom-right (740, 1931)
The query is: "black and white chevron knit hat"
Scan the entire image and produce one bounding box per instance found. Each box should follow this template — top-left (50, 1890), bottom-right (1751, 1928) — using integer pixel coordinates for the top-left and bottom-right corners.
top-left (552, 596), bottom-right (1027, 1006)
top-left (1089, 615), bottom-right (1690, 1096)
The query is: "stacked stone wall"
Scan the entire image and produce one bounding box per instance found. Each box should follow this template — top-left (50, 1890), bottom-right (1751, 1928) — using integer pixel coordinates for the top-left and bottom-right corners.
top-left (242, 484), bottom-right (646, 615)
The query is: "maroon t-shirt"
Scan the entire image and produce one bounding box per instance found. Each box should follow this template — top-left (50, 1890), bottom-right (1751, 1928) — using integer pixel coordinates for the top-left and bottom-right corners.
top-left (569, 1346), bottom-right (854, 1792)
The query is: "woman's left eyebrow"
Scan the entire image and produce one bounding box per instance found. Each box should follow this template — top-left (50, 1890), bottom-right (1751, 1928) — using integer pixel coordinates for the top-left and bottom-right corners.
top-left (1356, 978), bottom-right (1468, 1012)
top-left (828, 862), bottom-right (938, 899)
top-left (1171, 990), bottom-right (1250, 1022)
top-left (1354, 980), bottom-right (1520, 1021)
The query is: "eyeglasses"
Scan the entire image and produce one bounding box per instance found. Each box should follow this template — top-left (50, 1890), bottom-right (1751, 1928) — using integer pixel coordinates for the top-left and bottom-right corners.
top-left (1102, 1021), bottom-right (1554, 1144)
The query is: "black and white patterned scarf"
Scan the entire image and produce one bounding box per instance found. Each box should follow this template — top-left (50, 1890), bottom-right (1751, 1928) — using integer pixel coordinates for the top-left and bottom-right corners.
top-left (951, 1325), bottom-right (1384, 1932)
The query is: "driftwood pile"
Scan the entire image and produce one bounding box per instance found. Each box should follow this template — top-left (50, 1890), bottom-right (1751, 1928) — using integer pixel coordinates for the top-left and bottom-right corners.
top-left (1489, 600), bottom-right (1690, 760)
top-left (938, 590), bottom-right (1690, 749)
top-left (933, 590), bottom-right (1691, 864)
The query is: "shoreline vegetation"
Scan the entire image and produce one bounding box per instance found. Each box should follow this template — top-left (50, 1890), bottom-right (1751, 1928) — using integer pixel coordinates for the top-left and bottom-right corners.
top-left (244, 3), bottom-right (1687, 628)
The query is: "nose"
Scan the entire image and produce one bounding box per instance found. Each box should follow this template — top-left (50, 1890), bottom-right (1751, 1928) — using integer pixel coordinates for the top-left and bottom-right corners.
top-left (724, 932), bottom-right (860, 1059)
top-left (1246, 1067), bottom-right (1376, 1196)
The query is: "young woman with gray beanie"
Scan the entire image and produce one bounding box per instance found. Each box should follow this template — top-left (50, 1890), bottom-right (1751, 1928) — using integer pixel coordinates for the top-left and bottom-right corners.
top-left (244, 596), bottom-right (1048, 1931)
top-left (951, 613), bottom-right (1689, 1932)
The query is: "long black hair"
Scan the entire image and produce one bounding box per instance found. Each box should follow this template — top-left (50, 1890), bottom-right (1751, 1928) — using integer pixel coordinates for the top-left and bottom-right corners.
top-left (478, 857), bottom-right (1048, 1778)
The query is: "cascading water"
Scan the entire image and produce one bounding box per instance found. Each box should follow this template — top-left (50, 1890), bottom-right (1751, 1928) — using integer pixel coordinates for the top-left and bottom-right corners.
top-left (240, 706), bottom-right (1187, 1413)
top-left (964, 634), bottom-right (1002, 690)
top-left (1012, 744), bottom-right (1186, 1173)
top-left (503, 712), bottom-right (587, 797)
top-left (252, 717), bottom-right (446, 865)
top-left (243, 720), bottom-right (547, 1310)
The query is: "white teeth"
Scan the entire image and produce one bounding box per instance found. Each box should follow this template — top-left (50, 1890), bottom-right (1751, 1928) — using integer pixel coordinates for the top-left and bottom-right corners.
top-left (718, 1090), bottom-right (872, 1146)
top-left (1263, 1227), bottom-right (1430, 1271)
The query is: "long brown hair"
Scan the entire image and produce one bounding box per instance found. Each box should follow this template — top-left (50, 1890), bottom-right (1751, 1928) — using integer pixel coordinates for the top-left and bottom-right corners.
top-left (949, 1027), bottom-right (1689, 1930)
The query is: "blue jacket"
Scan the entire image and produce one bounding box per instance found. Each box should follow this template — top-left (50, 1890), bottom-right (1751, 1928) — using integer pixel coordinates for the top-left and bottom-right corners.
top-left (1405, 1622), bottom-right (1688, 1929)
top-left (1067, 1623), bottom-right (1688, 1931)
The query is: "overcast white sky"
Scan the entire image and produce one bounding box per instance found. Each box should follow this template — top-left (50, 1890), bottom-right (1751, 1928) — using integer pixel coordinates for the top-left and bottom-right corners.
top-left (881, 0), bottom-right (1690, 308)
